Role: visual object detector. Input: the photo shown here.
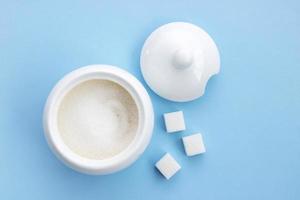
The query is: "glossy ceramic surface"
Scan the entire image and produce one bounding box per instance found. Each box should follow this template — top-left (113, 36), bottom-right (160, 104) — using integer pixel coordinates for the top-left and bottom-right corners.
top-left (141, 22), bottom-right (220, 102)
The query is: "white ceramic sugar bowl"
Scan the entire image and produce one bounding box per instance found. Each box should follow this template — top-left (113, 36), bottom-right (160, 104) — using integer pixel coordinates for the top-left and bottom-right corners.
top-left (43, 65), bottom-right (154, 175)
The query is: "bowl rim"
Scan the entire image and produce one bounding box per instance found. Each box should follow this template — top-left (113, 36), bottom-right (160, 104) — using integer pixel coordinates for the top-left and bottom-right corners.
top-left (43, 64), bottom-right (154, 175)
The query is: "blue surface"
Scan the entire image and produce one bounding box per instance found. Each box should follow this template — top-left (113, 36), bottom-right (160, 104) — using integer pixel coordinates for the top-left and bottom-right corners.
top-left (1, 0), bottom-right (300, 199)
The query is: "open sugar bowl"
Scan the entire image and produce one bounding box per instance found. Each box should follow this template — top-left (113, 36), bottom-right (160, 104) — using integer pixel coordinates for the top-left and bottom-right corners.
top-left (43, 65), bottom-right (154, 175)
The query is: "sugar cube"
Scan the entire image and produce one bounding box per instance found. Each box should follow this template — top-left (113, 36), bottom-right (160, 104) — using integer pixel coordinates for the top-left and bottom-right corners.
top-left (182, 133), bottom-right (206, 156)
top-left (155, 153), bottom-right (181, 180)
top-left (163, 111), bottom-right (186, 133)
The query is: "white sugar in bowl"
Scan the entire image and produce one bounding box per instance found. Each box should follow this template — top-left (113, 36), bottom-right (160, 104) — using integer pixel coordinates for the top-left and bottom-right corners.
top-left (43, 65), bottom-right (154, 175)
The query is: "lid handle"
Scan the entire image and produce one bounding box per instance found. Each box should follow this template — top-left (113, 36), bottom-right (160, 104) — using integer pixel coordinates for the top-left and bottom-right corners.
top-left (172, 48), bottom-right (193, 70)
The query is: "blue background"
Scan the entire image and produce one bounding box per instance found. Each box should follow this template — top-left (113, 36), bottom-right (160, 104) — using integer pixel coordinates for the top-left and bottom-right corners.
top-left (0, 0), bottom-right (300, 199)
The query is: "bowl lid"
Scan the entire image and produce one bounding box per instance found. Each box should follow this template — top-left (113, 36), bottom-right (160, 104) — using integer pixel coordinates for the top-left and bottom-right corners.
top-left (140, 22), bottom-right (220, 102)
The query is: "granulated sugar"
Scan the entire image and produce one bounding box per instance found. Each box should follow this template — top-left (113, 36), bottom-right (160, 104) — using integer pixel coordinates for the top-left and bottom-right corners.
top-left (57, 79), bottom-right (138, 160)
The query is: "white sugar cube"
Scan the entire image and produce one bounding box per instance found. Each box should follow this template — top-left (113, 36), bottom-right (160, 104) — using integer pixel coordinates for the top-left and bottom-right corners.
top-left (182, 133), bottom-right (206, 156)
top-left (163, 111), bottom-right (186, 133)
top-left (155, 153), bottom-right (181, 180)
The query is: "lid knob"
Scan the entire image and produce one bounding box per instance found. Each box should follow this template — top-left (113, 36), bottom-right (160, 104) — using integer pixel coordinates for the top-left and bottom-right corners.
top-left (172, 48), bottom-right (193, 70)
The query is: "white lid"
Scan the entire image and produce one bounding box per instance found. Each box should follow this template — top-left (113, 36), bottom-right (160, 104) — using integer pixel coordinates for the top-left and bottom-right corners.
top-left (140, 22), bottom-right (220, 102)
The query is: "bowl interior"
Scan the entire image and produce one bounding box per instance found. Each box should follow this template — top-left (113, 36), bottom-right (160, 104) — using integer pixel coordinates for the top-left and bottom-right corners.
top-left (57, 78), bottom-right (139, 160)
